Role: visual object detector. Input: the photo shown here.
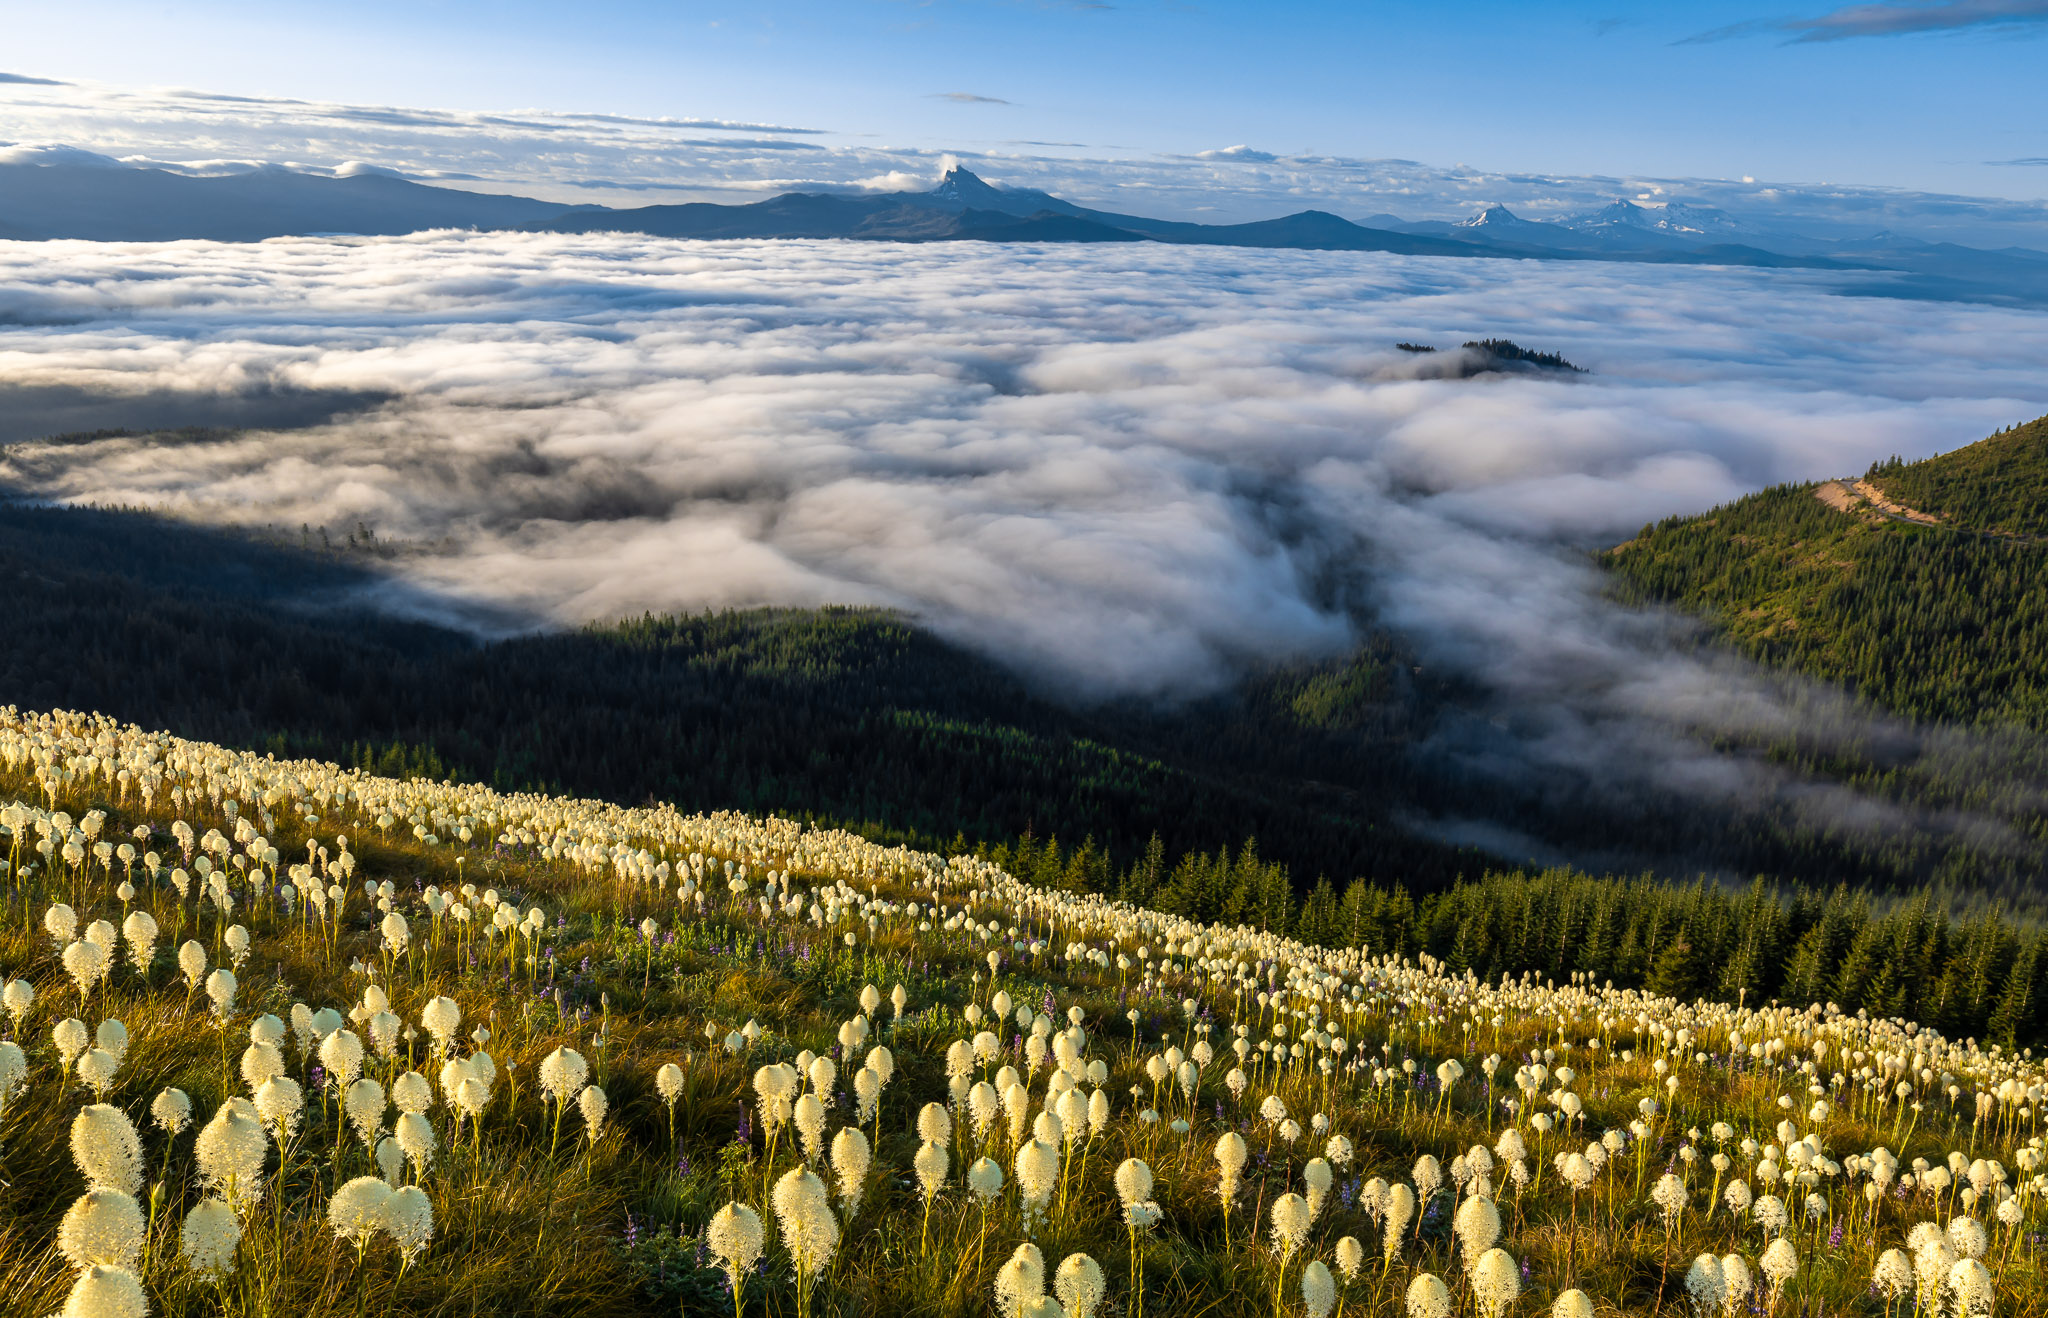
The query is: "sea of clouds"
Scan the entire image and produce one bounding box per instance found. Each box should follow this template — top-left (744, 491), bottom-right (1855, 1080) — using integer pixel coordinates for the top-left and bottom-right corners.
top-left (2, 233), bottom-right (2046, 856)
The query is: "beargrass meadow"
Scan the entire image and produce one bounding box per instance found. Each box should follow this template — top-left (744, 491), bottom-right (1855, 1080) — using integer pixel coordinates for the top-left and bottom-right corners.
top-left (7, 19), bottom-right (2048, 1315)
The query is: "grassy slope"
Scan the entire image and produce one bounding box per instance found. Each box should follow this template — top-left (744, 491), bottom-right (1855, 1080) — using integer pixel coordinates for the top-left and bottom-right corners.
top-left (1603, 413), bottom-right (2048, 730)
top-left (4, 722), bottom-right (2043, 1317)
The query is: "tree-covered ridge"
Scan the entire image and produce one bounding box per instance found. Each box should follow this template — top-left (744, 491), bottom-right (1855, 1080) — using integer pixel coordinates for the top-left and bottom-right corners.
top-left (1869, 414), bottom-right (2048, 538)
top-left (1602, 412), bottom-right (2048, 730)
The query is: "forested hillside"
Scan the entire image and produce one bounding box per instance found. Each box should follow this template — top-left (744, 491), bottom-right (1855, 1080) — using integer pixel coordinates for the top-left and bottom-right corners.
top-left (13, 417), bottom-right (2048, 1046)
top-left (1604, 412), bottom-right (2048, 729)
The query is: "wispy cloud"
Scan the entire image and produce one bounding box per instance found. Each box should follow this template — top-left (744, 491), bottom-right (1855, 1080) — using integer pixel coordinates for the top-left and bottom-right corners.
top-left (1685, 0), bottom-right (2048, 43)
top-left (930, 92), bottom-right (1013, 104)
top-left (1988, 156), bottom-right (2048, 166)
top-left (0, 72), bottom-right (65, 86)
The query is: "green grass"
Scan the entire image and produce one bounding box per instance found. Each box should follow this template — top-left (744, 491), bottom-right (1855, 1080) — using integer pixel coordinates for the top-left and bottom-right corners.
top-left (3, 707), bottom-right (2048, 1316)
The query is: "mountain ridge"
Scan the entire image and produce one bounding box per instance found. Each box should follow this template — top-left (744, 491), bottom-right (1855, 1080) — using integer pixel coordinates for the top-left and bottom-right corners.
top-left (0, 154), bottom-right (2044, 306)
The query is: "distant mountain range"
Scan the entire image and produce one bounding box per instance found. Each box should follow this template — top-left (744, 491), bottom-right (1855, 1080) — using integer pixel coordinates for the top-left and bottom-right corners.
top-left (2, 150), bottom-right (2045, 307)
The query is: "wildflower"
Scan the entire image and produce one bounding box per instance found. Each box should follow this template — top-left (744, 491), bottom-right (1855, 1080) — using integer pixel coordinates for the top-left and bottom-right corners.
top-left (1383, 1182), bottom-right (1416, 1263)
top-left (707, 1202), bottom-right (764, 1317)
top-left (58, 1187), bottom-right (145, 1272)
top-left (1472, 1249), bottom-right (1519, 1318)
top-left (384, 1184), bottom-right (433, 1262)
top-left (195, 1101), bottom-right (269, 1210)
top-left (996, 1242), bottom-right (1047, 1318)
top-left (1759, 1237), bottom-right (1798, 1302)
top-left (1055, 1253), bottom-right (1105, 1318)
top-left (1271, 1192), bottom-right (1312, 1262)
top-left (71, 1104), bottom-right (145, 1195)
top-left (1302, 1259), bottom-right (1338, 1318)
top-left (329, 1175), bottom-right (393, 1250)
top-left (59, 1265), bottom-right (147, 1318)
top-left (1453, 1194), bottom-right (1501, 1269)
top-left (580, 1084), bottom-right (609, 1142)
top-left (181, 1197), bottom-right (241, 1279)
top-left (1407, 1272), bottom-right (1451, 1318)
top-left (1552, 1290), bottom-right (1593, 1318)
top-left (832, 1126), bottom-right (872, 1217)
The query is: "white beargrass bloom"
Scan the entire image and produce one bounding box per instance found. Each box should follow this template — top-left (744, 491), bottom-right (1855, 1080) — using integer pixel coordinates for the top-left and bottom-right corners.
top-left (1686, 1253), bottom-right (1726, 1317)
top-left (120, 910), bottom-right (158, 973)
top-left (239, 1041), bottom-right (283, 1094)
top-left (395, 1111), bottom-right (436, 1175)
top-left (1472, 1249), bottom-right (1519, 1318)
top-left (1873, 1249), bottom-right (1913, 1301)
top-left (205, 968), bottom-right (237, 1017)
top-left (792, 1092), bottom-right (827, 1161)
top-left (707, 1201), bottom-right (764, 1297)
top-left (1653, 1172), bottom-right (1688, 1226)
top-left (1760, 1237), bottom-right (1798, 1297)
top-left (538, 1046), bottom-right (588, 1102)
top-left (1384, 1183), bottom-right (1417, 1263)
top-left (917, 1100), bottom-right (951, 1148)
top-left (390, 1071), bottom-right (432, 1114)
top-left (178, 940), bottom-right (208, 990)
top-left (1302, 1259), bottom-right (1338, 1318)
top-left (319, 1030), bottom-right (365, 1088)
top-left (1303, 1157), bottom-right (1334, 1223)
top-left (71, 1104), bottom-right (144, 1195)
top-left (1270, 1192), bottom-right (1312, 1262)
top-left (58, 1187), bottom-right (145, 1271)
top-left (579, 1084), bottom-right (608, 1142)
top-left (152, 1087), bottom-right (192, 1137)
top-left (832, 1126), bottom-right (871, 1217)
top-left (1055, 1252), bottom-right (1105, 1318)
top-left (55, 1017), bottom-right (90, 1071)
top-left (1216, 1131), bottom-right (1248, 1206)
top-left (655, 1062), bottom-right (686, 1109)
top-left (195, 1100), bottom-right (269, 1210)
top-left (384, 1184), bottom-right (433, 1261)
top-left (1947, 1216), bottom-right (1988, 1260)
top-left (1115, 1158), bottom-right (1153, 1208)
top-left (1718, 1254), bottom-right (1751, 1316)
top-left (772, 1167), bottom-right (839, 1280)
top-left (968, 1156), bottom-right (1005, 1202)
top-left (375, 1136), bottom-right (404, 1186)
top-left (1407, 1271), bottom-right (1451, 1318)
top-left (1553, 1290), bottom-right (1594, 1318)
top-left (1946, 1258), bottom-right (1993, 1318)
top-left (181, 1197), bottom-right (242, 1278)
top-left (1335, 1235), bottom-right (1365, 1282)
top-left (917, 1129), bottom-right (946, 1203)
top-left (1453, 1194), bottom-right (1501, 1268)
top-left (63, 939), bottom-right (111, 999)
top-left (420, 997), bottom-right (460, 1052)
top-left (76, 1048), bottom-right (119, 1099)
top-left (995, 1242), bottom-right (1047, 1318)
top-left (329, 1175), bottom-right (393, 1250)
top-left (60, 1265), bottom-right (147, 1318)
top-left (345, 1078), bottom-right (385, 1150)
top-left (253, 1077), bottom-right (303, 1139)
top-left (1017, 1138), bottom-right (1060, 1229)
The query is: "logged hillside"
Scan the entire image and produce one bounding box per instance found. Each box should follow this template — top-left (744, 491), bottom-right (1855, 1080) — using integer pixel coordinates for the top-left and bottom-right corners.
top-left (1603, 413), bottom-right (2048, 730)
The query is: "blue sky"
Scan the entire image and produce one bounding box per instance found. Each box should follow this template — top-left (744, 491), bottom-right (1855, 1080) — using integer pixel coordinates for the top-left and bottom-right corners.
top-left (8, 0), bottom-right (2047, 202)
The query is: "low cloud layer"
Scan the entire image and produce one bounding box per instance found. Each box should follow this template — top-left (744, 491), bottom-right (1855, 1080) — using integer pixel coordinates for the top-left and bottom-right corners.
top-left (2, 233), bottom-right (2046, 859)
